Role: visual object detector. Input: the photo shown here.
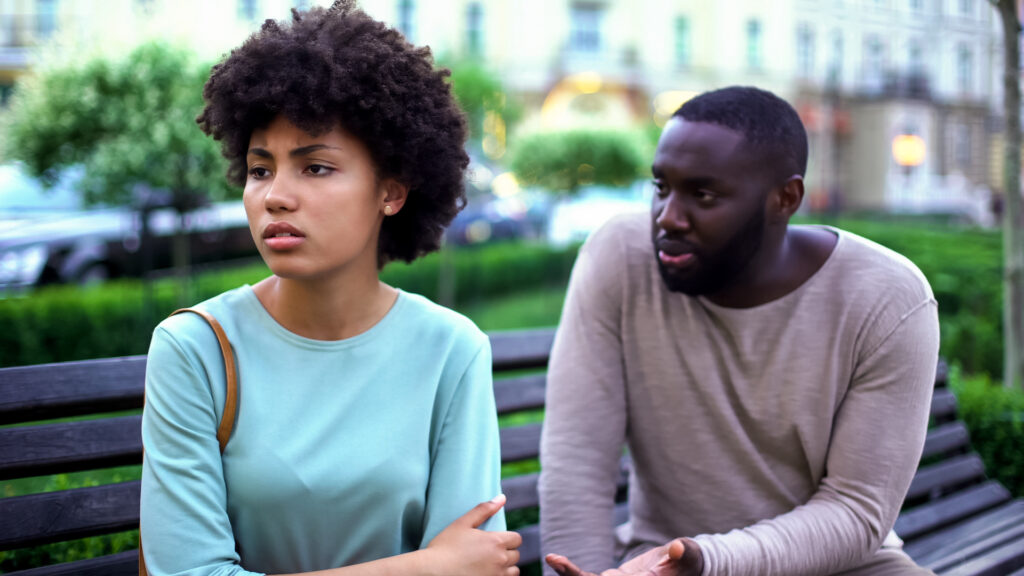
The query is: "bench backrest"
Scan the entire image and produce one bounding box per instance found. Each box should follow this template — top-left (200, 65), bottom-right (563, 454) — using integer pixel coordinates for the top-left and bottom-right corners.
top-left (0, 328), bottom-right (1007, 575)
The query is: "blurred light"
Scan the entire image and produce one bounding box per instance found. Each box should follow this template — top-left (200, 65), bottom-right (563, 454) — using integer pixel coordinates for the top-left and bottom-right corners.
top-left (568, 72), bottom-right (603, 94)
top-left (653, 90), bottom-right (698, 117)
top-left (892, 134), bottom-right (926, 167)
top-left (492, 172), bottom-right (521, 198)
top-left (482, 110), bottom-right (507, 159)
top-left (466, 220), bottom-right (492, 243)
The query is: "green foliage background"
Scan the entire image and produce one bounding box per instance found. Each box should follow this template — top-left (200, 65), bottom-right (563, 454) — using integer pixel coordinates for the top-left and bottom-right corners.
top-left (3, 41), bottom-right (235, 206)
top-left (509, 129), bottom-right (650, 193)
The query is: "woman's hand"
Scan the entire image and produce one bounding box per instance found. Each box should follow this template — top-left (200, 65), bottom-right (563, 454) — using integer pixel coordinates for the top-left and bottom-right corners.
top-left (424, 495), bottom-right (522, 576)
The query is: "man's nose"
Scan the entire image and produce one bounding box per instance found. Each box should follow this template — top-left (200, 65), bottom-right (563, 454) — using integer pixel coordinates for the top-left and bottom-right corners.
top-left (656, 194), bottom-right (691, 232)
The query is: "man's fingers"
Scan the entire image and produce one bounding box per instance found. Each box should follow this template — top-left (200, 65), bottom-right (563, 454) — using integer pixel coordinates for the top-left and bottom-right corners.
top-left (666, 539), bottom-right (686, 561)
top-left (455, 494), bottom-right (506, 528)
top-left (546, 553), bottom-right (584, 576)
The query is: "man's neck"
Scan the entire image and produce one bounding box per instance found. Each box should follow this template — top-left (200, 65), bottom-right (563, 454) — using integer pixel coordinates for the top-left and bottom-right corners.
top-left (704, 226), bottom-right (838, 309)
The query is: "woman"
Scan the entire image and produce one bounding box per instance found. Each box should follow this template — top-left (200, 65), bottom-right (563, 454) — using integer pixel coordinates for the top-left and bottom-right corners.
top-left (139, 2), bottom-right (520, 575)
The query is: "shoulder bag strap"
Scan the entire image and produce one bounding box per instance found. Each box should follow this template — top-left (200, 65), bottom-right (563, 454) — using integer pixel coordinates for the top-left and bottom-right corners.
top-left (140, 307), bottom-right (239, 575)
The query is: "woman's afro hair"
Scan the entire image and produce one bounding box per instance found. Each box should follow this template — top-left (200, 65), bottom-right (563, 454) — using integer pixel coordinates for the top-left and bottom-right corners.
top-left (196, 0), bottom-right (469, 266)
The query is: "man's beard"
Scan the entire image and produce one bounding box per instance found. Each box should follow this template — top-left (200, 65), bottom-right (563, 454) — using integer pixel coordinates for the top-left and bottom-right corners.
top-left (654, 208), bottom-right (766, 296)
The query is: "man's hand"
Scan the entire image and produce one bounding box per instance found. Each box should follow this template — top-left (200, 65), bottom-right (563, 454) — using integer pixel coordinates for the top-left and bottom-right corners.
top-left (545, 538), bottom-right (703, 576)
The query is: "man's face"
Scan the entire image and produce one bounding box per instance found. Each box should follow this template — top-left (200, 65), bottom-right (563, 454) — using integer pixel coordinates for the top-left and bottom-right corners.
top-left (650, 118), bottom-right (771, 296)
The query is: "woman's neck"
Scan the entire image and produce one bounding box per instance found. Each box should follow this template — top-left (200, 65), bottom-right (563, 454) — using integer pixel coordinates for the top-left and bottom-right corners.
top-left (252, 266), bottom-right (398, 341)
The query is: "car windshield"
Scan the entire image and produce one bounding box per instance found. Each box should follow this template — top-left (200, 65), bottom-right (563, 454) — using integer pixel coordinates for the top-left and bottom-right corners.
top-left (0, 164), bottom-right (84, 213)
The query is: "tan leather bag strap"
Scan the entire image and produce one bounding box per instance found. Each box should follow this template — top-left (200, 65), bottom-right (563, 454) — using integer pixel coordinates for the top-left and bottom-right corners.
top-left (140, 307), bottom-right (239, 575)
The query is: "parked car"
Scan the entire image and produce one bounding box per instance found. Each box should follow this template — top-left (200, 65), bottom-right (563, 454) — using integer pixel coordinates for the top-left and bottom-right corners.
top-left (0, 164), bottom-right (255, 292)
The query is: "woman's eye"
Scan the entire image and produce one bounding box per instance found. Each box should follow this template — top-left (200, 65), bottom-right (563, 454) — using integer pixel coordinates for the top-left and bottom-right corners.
top-left (248, 166), bottom-right (270, 179)
top-left (306, 164), bottom-right (333, 176)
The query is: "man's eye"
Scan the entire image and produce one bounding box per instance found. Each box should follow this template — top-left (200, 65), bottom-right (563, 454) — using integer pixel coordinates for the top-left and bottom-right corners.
top-left (695, 190), bottom-right (716, 203)
top-left (651, 180), bottom-right (668, 197)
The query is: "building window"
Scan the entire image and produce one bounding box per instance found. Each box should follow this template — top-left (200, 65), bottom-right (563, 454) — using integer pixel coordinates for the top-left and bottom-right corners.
top-left (569, 3), bottom-right (604, 54)
top-left (828, 30), bottom-right (843, 85)
top-left (674, 16), bottom-right (690, 67)
top-left (397, 0), bottom-right (415, 42)
top-left (959, 0), bottom-right (973, 16)
top-left (797, 23), bottom-right (814, 79)
top-left (238, 0), bottom-right (259, 21)
top-left (957, 43), bottom-right (972, 94)
top-left (746, 19), bottom-right (762, 69)
top-left (466, 2), bottom-right (483, 57)
top-left (953, 122), bottom-right (971, 167)
top-left (909, 0), bottom-right (923, 11)
top-left (36, 0), bottom-right (58, 39)
top-left (908, 39), bottom-right (923, 74)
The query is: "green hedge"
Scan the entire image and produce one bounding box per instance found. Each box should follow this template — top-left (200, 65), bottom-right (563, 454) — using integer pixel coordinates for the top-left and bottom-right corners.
top-left (950, 367), bottom-right (1024, 497)
top-left (0, 242), bottom-right (580, 367)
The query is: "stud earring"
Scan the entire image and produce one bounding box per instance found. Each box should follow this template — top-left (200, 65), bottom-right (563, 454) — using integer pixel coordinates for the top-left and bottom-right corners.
top-left (384, 205), bottom-right (394, 216)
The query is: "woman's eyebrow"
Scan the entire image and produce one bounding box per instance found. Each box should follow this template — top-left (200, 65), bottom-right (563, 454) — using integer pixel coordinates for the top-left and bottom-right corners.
top-left (290, 144), bottom-right (343, 157)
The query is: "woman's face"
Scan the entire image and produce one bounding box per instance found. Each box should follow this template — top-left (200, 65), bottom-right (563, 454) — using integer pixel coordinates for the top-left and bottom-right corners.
top-left (243, 115), bottom-right (399, 282)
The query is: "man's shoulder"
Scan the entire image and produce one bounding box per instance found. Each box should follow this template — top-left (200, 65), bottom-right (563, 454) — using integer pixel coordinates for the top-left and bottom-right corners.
top-left (584, 211), bottom-right (650, 258)
top-left (822, 226), bottom-right (935, 305)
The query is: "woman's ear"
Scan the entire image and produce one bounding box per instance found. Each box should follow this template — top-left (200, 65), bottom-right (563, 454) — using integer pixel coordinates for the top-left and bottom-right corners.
top-left (380, 179), bottom-right (409, 216)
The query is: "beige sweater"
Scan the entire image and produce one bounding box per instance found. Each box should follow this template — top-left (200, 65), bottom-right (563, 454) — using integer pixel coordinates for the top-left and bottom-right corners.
top-left (538, 213), bottom-right (939, 576)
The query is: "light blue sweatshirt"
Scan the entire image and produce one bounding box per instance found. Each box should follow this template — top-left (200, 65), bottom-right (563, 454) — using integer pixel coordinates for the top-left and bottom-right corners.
top-left (140, 286), bottom-right (504, 576)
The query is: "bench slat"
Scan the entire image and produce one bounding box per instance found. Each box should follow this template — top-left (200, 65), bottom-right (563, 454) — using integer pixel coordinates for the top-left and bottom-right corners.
top-left (494, 374), bottom-right (546, 415)
top-left (921, 421), bottom-right (971, 461)
top-left (905, 500), bottom-right (1024, 561)
top-left (905, 453), bottom-right (986, 502)
top-left (7, 549), bottom-right (138, 576)
top-left (0, 481), bottom-right (140, 550)
top-left (937, 533), bottom-right (1024, 576)
top-left (0, 416), bottom-right (142, 480)
top-left (896, 481), bottom-right (1011, 541)
top-left (501, 423), bottom-right (541, 463)
top-left (490, 330), bottom-right (555, 372)
top-left (917, 503), bottom-right (1024, 573)
top-left (930, 389), bottom-right (958, 422)
top-left (0, 357), bottom-right (146, 425)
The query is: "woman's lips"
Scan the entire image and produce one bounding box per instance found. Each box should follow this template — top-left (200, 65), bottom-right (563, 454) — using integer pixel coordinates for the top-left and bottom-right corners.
top-left (263, 222), bottom-right (305, 250)
top-left (658, 250), bottom-right (696, 268)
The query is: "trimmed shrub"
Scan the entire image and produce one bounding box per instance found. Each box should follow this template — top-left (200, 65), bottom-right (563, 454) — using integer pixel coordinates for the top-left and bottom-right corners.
top-left (951, 367), bottom-right (1024, 497)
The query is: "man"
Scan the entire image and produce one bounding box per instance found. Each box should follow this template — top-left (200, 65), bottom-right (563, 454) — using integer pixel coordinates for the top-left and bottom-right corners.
top-left (538, 86), bottom-right (939, 576)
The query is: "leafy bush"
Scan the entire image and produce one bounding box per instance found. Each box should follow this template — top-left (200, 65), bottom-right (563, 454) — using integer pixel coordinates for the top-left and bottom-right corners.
top-left (0, 242), bottom-right (580, 367)
top-left (509, 129), bottom-right (649, 193)
top-left (950, 368), bottom-right (1024, 497)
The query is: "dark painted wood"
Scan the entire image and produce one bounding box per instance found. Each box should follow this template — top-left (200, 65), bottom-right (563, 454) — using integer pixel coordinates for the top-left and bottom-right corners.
top-left (0, 481), bottom-right (140, 550)
top-left (921, 421), bottom-right (971, 460)
top-left (905, 501), bottom-right (1024, 561)
top-left (10, 550), bottom-right (138, 576)
top-left (0, 416), bottom-right (142, 480)
top-left (494, 374), bottom-right (546, 415)
top-left (909, 502), bottom-right (1024, 569)
top-left (0, 356), bottom-right (146, 425)
top-left (938, 536), bottom-right (1024, 576)
top-left (905, 454), bottom-right (986, 501)
top-left (490, 329), bottom-right (555, 372)
top-left (500, 423), bottom-right (542, 463)
top-left (930, 388), bottom-right (958, 422)
top-left (516, 523), bottom-right (542, 566)
top-left (896, 481), bottom-right (1011, 540)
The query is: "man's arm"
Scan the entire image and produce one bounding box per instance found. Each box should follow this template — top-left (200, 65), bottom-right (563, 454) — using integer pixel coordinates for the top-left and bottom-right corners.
top-left (539, 230), bottom-right (629, 575)
top-left (693, 299), bottom-right (940, 576)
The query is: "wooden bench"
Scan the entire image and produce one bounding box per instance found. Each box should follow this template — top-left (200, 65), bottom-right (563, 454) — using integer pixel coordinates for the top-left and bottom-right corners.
top-left (2, 328), bottom-right (1023, 575)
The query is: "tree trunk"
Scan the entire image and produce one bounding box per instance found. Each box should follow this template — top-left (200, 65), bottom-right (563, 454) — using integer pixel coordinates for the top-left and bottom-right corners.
top-left (997, 0), bottom-right (1024, 389)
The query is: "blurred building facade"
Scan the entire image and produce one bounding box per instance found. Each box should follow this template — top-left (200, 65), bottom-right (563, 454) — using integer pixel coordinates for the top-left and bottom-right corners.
top-left (359, 0), bottom-right (1002, 219)
top-left (1, 0), bottom-right (1008, 220)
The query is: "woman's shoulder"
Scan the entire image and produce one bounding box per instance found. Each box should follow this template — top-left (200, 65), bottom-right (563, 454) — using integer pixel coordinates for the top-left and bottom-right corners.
top-left (393, 291), bottom-right (489, 353)
top-left (152, 285), bottom-right (256, 351)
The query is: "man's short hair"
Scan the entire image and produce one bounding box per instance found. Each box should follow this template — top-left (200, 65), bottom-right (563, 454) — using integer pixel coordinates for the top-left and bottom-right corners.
top-left (673, 86), bottom-right (809, 181)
